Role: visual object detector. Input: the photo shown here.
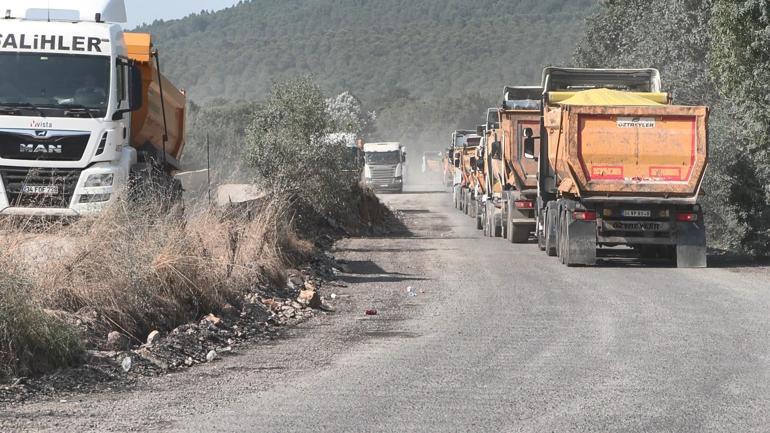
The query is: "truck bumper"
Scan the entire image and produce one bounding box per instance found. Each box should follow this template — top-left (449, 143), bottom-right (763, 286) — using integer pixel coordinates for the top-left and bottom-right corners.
top-left (365, 178), bottom-right (403, 193)
top-left (0, 149), bottom-right (134, 217)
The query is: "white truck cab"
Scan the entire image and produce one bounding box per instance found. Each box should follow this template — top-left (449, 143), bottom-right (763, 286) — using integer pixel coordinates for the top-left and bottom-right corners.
top-left (362, 142), bottom-right (406, 193)
top-left (0, 0), bottom-right (143, 216)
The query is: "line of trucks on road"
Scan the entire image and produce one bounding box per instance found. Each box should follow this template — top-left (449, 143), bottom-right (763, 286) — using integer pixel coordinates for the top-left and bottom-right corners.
top-left (448, 68), bottom-right (709, 268)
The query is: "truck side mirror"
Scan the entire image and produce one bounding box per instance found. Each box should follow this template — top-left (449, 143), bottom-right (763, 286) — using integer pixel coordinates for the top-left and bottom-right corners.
top-left (454, 159), bottom-right (460, 168)
top-left (524, 137), bottom-right (536, 160)
top-left (491, 141), bottom-right (502, 159)
top-left (523, 128), bottom-right (537, 160)
top-left (112, 62), bottom-right (143, 121)
top-left (476, 125), bottom-right (485, 136)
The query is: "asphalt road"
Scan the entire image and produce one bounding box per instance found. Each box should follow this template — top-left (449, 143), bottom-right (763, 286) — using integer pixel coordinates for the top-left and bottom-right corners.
top-left (4, 192), bottom-right (770, 432)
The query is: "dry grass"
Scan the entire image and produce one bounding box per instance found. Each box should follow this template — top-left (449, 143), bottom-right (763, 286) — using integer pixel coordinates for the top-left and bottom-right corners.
top-left (0, 194), bottom-right (312, 377)
top-left (0, 263), bottom-right (82, 379)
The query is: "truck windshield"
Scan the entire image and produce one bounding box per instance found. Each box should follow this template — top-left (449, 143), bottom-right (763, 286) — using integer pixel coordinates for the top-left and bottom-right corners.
top-left (366, 151), bottom-right (401, 165)
top-left (0, 53), bottom-right (110, 116)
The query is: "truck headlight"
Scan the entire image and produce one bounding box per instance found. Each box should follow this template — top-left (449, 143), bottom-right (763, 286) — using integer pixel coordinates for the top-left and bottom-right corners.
top-left (85, 173), bottom-right (114, 187)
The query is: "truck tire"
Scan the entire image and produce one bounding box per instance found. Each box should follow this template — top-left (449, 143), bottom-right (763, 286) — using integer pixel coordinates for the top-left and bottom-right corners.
top-left (536, 210), bottom-right (546, 250)
top-left (545, 202), bottom-right (559, 257)
top-left (489, 202), bottom-right (502, 237)
top-left (476, 201), bottom-right (484, 231)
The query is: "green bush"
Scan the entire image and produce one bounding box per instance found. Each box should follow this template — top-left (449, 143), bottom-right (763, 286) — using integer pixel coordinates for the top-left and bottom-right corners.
top-left (246, 77), bottom-right (359, 219)
top-left (0, 273), bottom-right (82, 379)
top-left (573, 0), bottom-right (770, 255)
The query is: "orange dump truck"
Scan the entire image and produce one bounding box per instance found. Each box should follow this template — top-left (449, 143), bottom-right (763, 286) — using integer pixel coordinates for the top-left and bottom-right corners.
top-left (450, 130), bottom-right (475, 210)
top-left (529, 68), bottom-right (708, 267)
top-left (458, 134), bottom-right (482, 217)
top-left (480, 88), bottom-right (543, 241)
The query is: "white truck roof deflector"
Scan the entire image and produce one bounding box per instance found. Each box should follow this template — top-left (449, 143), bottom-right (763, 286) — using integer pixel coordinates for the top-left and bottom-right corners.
top-left (0, 0), bottom-right (127, 23)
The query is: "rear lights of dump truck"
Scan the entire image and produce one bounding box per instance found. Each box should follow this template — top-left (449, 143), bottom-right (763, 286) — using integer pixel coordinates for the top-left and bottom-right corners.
top-left (676, 212), bottom-right (699, 222)
top-left (573, 210), bottom-right (597, 221)
top-left (514, 200), bottom-right (534, 209)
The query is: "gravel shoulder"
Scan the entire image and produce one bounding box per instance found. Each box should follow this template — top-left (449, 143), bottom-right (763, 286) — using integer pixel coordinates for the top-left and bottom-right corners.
top-left (3, 192), bottom-right (770, 433)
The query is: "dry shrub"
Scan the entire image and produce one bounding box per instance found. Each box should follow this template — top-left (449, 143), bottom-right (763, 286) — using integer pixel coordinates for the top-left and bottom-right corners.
top-left (0, 194), bottom-right (311, 355)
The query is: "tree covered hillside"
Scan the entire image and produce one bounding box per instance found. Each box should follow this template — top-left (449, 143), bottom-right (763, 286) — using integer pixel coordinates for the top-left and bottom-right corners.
top-left (140, 0), bottom-right (596, 104)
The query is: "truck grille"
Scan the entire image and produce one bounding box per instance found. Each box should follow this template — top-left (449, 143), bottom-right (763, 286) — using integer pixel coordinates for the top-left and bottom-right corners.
top-left (370, 166), bottom-right (397, 182)
top-left (0, 167), bottom-right (82, 208)
top-left (0, 130), bottom-right (90, 161)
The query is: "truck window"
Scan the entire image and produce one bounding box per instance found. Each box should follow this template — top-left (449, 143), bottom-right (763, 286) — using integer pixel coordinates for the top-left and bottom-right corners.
top-left (365, 151), bottom-right (401, 165)
top-left (116, 60), bottom-right (127, 104)
top-left (0, 52), bottom-right (111, 116)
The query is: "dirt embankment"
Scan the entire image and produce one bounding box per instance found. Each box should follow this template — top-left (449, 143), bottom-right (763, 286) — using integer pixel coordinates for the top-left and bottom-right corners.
top-left (0, 188), bottom-right (402, 404)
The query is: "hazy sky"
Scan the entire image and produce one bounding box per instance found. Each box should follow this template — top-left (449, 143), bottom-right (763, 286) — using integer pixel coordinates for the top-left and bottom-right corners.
top-left (125, 0), bottom-right (240, 28)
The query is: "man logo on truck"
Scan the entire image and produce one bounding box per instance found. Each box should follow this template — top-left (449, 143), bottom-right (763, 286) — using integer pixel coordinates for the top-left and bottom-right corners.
top-left (20, 144), bottom-right (62, 154)
top-left (0, 34), bottom-right (103, 53)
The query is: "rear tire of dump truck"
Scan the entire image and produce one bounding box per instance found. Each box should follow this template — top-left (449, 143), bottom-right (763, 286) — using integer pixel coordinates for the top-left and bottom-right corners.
top-left (675, 220), bottom-right (707, 268)
top-left (545, 202), bottom-right (559, 257)
top-left (536, 209), bottom-right (546, 250)
top-left (490, 202), bottom-right (502, 238)
top-left (476, 200), bottom-right (484, 231)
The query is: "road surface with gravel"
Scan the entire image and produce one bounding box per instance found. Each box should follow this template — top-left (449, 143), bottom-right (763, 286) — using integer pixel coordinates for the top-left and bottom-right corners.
top-left (3, 192), bottom-right (770, 432)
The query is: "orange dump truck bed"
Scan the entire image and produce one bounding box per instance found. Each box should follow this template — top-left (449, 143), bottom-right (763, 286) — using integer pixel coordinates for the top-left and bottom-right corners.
top-left (545, 89), bottom-right (708, 200)
top-left (125, 32), bottom-right (186, 168)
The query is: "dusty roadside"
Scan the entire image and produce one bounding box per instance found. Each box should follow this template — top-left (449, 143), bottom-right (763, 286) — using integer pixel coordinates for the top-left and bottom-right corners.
top-left (0, 194), bottom-right (435, 432)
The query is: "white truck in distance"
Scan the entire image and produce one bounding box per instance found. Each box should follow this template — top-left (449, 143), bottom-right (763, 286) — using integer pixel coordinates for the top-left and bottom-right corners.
top-left (0, 0), bottom-right (186, 216)
top-left (363, 142), bottom-right (406, 193)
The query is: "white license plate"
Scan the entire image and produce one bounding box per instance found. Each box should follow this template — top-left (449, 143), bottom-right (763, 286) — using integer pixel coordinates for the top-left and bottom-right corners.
top-left (22, 185), bottom-right (59, 195)
top-left (622, 209), bottom-right (651, 218)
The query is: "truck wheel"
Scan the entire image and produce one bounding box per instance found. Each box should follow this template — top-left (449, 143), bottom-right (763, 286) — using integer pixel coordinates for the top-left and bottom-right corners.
top-left (476, 201), bottom-right (486, 234)
top-left (491, 203), bottom-right (502, 238)
top-left (536, 211), bottom-right (546, 250)
top-left (559, 210), bottom-right (568, 264)
top-left (545, 203), bottom-right (559, 257)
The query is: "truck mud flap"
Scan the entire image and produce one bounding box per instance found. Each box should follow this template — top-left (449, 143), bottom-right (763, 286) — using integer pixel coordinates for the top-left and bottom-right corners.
top-left (507, 199), bottom-right (534, 244)
top-left (676, 221), bottom-right (707, 268)
top-left (562, 216), bottom-right (597, 267)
